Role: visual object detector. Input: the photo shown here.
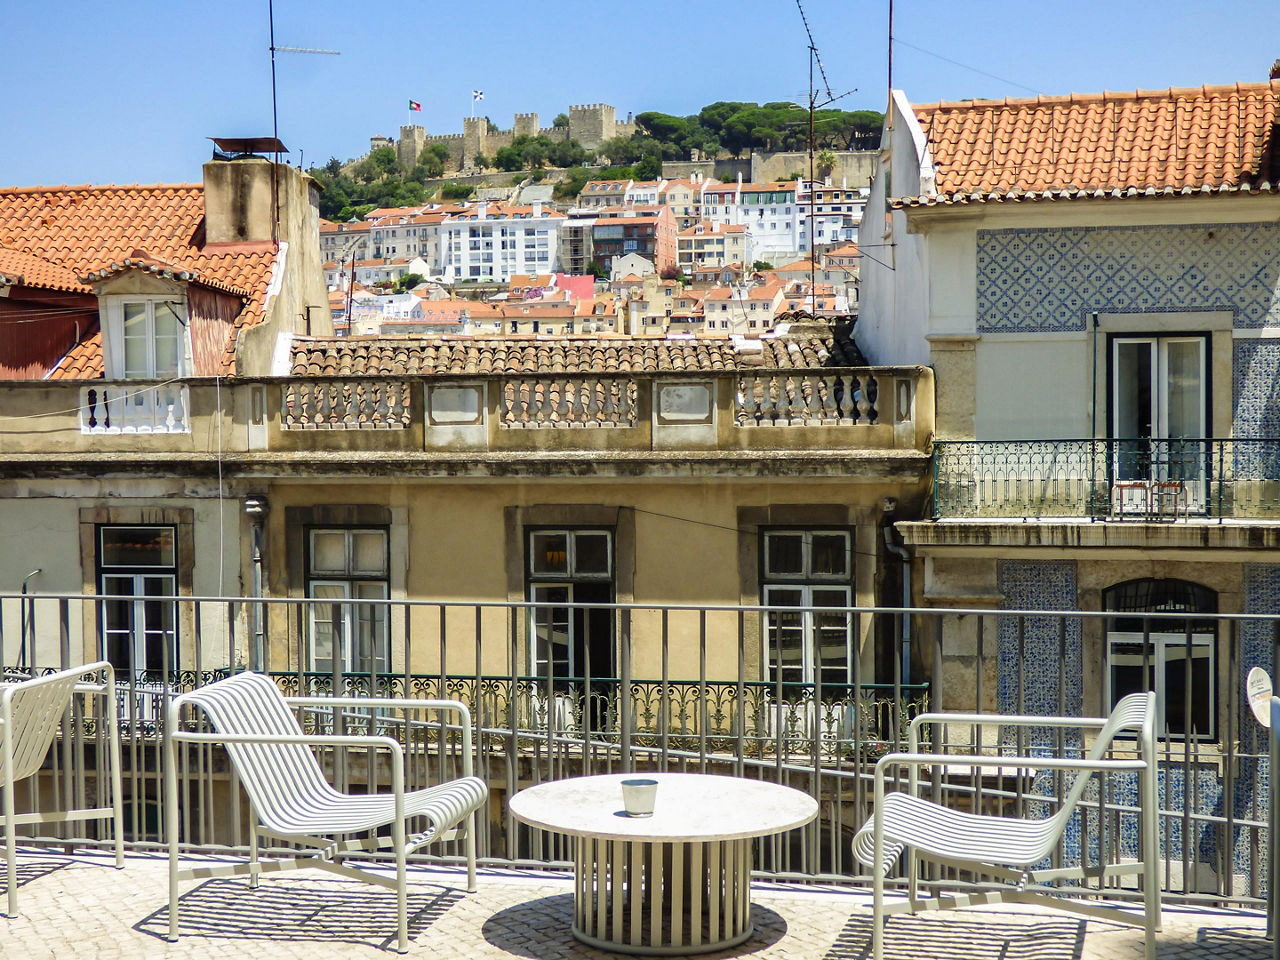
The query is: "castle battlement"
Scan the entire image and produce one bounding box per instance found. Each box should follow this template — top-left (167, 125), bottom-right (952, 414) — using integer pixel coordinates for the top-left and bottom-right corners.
top-left (367, 102), bottom-right (633, 172)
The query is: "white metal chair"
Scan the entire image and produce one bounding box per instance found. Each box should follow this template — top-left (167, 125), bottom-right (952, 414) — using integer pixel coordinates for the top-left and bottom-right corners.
top-left (853, 692), bottom-right (1159, 960)
top-left (2, 661), bottom-right (124, 917)
top-left (165, 671), bottom-right (488, 953)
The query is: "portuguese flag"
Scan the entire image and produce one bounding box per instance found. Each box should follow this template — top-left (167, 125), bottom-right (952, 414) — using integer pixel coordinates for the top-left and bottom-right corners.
top-left (408, 99), bottom-right (422, 112)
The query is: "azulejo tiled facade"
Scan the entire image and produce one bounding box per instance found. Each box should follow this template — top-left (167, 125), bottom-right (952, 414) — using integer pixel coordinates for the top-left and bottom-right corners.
top-left (996, 559), bottom-right (1081, 718)
top-left (976, 222), bottom-right (1280, 333)
top-left (1232, 339), bottom-right (1280, 441)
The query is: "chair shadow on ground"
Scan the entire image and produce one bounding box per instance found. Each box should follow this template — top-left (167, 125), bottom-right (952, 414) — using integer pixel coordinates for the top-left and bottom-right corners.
top-left (1189, 926), bottom-right (1271, 958)
top-left (11, 858), bottom-right (71, 890)
top-left (482, 893), bottom-right (788, 958)
top-left (135, 876), bottom-right (462, 952)
top-left (825, 912), bottom-right (1086, 960)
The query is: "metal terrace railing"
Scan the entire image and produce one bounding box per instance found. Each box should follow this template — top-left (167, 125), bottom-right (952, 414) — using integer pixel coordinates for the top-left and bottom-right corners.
top-left (934, 438), bottom-right (1280, 520)
top-left (0, 593), bottom-right (1276, 910)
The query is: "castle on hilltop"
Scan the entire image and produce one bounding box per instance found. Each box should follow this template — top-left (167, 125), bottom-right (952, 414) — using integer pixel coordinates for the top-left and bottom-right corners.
top-left (371, 104), bottom-right (637, 172)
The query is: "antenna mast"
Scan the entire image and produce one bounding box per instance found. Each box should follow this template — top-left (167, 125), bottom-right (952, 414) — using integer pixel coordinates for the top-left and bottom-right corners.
top-left (266, 0), bottom-right (340, 244)
top-left (795, 0), bottom-right (854, 320)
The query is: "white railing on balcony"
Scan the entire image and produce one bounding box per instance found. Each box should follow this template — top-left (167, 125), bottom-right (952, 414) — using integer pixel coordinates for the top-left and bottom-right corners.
top-left (80, 382), bottom-right (190, 434)
top-left (281, 379), bottom-right (412, 429)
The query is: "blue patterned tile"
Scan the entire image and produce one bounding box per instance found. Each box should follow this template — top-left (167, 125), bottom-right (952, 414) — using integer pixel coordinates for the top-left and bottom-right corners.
top-left (997, 560), bottom-right (1081, 719)
top-left (977, 222), bottom-right (1280, 333)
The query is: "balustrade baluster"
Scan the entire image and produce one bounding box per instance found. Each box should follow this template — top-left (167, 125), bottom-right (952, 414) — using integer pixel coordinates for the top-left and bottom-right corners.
top-left (584, 381), bottom-right (601, 428)
top-left (532, 381), bottom-right (547, 427)
top-left (86, 388), bottom-right (99, 430)
top-left (759, 376), bottom-right (774, 424)
top-left (819, 375), bottom-right (837, 424)
top-left (855, 375), bottom-right (871, 424)
top-left (775, 375), bottom-right (791, 423)
top-left (865, 375), bottom-right (879, 423)
top-left (571, 380), bottom-right (587, 427)
top-left (837, 374), bottom-right (855, 422)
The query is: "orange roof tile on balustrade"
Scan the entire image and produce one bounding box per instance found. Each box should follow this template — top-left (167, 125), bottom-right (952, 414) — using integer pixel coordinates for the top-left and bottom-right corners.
top-left (0, 183), bottom-right (277, 377)
top-left (288, 332), bottom-right (864, 378)
top-left (901, 81), bottom-right (1280, 207)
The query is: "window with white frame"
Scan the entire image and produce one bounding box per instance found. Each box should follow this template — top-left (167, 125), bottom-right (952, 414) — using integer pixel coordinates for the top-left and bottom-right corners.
top-left (98, 525), bottom-right (178, 681)
top-left (761, 529), bottom-right (854, 695)
top-left (104, 297), bottom-right (189, 379)
top-left (307, 528), bottom-right (389, 674)
top-left (527, 529), bottom-right (614, 684)
top-left (1103, 578), bottom-right (1216, 740)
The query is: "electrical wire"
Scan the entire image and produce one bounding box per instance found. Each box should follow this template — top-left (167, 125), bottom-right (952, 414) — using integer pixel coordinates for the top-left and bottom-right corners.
top-left (893, 37), bottom-right (1044, 96)
top-left (631, 506), bottom-right (882, 559)
top-left (0, 376), bottom-right (186, 422)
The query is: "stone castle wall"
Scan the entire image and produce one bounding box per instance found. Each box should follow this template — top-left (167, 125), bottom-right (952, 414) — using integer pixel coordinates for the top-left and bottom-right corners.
top-left (371, 103), bottom-right (637, 172)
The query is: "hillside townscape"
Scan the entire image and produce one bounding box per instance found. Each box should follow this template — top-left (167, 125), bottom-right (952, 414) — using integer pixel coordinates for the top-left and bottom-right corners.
top-left (2, 4), bottom-right (1280, 957)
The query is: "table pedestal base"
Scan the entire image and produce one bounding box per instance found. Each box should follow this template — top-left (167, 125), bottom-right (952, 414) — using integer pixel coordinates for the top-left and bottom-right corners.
top-left (572, 835), bottom-right (753, 956)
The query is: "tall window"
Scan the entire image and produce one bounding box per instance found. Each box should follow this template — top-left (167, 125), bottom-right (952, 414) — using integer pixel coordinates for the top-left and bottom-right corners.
top-left (307, 528), bottom-right (389, 674)
top-left (1104, 578), bottom-right (1216, 740)
top-left (1111, 334), bottom-right (1208, 510)
top-left (761, 529), bottom-right (854, 695)
top-left (98, 525), bottom-right (178, 680)
top-left (527, 529), bottom-right (614, 684)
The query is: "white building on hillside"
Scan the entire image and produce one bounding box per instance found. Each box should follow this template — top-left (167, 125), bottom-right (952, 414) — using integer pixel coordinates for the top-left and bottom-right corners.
top-left (702, 181), bottom-right (804, 260)
top-left (439, 202), bottom-right (564, 283)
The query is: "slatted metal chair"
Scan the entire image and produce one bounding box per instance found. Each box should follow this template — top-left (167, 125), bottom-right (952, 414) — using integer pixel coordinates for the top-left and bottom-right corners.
top-left (853, 692), bottom-right (1159, 960)
top-left (165, 670), bottom-right (488, 953)
top-left (2, 661), bottom-right (124, 917)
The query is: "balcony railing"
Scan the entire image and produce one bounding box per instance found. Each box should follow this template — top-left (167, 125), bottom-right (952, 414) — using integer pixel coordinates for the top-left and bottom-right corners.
top-left (934, 438), bottom-right (1280, 520)
top-left (80, 381), bottom-right (189, 434)
top-left (6, 367), bottom-right (932, 455)
top-left (2, 592), bottom-right (1275, 905)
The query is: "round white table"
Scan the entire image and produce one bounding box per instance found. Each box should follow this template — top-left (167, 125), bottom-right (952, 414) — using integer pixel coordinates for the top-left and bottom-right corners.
top-left (508, 772), bottom-right (818, 955)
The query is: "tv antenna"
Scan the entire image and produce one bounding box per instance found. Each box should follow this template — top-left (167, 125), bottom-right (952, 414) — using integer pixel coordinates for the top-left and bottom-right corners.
top-left (795, 0), bottom-right (855, 319)
top-left (266, 0), bottom-right (340, 243)
top-left (269, 0), bottom-right (340, 155)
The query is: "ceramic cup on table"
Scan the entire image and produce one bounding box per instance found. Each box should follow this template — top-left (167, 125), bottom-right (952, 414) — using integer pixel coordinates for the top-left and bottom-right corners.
top-left (621, 778), bottom-right (658, 817)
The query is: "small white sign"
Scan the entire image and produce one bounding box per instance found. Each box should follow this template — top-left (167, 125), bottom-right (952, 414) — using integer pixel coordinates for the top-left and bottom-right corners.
top-left (1247, 667), bottom-right (1273, 728)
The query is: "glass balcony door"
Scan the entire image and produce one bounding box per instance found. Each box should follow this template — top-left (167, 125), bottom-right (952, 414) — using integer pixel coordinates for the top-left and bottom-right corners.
top-left (1112, 337), bottom-right (1207, 512)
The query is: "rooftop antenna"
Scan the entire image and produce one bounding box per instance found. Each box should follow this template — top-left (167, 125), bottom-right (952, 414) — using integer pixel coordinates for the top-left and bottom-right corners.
top-left (795, 0), bottom-right (855, 319)
top-left (267, 0), bottom-right (340, 244)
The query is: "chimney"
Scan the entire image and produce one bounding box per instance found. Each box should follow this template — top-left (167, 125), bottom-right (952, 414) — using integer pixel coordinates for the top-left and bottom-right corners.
top-left (533, 200), bottom-right (543, 216)
top-left (202, 157), bottom-right (279, 244)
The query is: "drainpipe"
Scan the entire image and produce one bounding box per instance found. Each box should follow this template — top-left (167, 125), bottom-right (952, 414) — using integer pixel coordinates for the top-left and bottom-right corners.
top-left (880, 499), bottom-right (912, 684)
top-left (243, 497), bottom-right (269, 672)
top-left (19, 569), bottom-right (41, 672)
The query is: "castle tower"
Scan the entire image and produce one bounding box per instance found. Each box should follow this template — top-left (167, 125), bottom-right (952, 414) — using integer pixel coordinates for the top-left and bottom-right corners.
top-left (568, 104), bottom-right (618, 152)
top-left (398, 125), bottom-right (426, 170)
top-left (462, 117), bottom-right (489, 167)
top-left (513, 112), bottom-right (539, 139)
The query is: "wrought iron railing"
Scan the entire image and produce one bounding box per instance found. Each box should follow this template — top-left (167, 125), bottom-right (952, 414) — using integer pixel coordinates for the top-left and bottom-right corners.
top-left (2, 593), bottom-right (1276, 909)
top-left (934, 438), bottom-right (1280, 520)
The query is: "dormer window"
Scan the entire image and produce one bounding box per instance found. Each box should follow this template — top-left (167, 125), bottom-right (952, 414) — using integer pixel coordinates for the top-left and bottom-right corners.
top-left (104, 296), bottom-right (190, 379)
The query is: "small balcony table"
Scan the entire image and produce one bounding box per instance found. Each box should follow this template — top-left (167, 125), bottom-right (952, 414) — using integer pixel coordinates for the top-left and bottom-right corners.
top-left (508, 772), bottom-right (818, 955)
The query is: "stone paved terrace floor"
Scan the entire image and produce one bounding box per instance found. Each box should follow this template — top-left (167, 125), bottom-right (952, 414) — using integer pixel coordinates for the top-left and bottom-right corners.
top-left (0, 849), bottom-right (1270, 959)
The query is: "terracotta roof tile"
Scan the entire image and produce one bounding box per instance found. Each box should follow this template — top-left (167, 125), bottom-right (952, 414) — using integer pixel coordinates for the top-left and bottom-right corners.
top-left (904, 81), bottom-right (1280, 206)
top-left (0, 246), bottom-right (86, 292)
top-left (288, 331), bottom-right (864, 378)
top-left (0, 184), bottom-right (277, 377)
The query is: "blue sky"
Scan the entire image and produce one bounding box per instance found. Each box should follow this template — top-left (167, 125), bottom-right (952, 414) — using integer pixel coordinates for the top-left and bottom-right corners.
top-left (2, 0), bottom-right (1276, 187)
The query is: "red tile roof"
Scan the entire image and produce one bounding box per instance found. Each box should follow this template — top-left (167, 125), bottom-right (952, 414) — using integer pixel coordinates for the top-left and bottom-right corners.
top-left (0, 184), bottom-right (278, 377)
top-left (288, 332), bottom-right (865, 377)
top-left (904, 81), bottom-right (1280, 206)
top-left (0, 246), bottom-right (85, 292)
